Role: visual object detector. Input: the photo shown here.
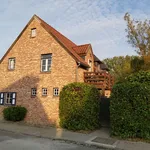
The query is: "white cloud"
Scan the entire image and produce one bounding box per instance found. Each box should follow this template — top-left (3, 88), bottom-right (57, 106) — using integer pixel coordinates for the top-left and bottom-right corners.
top-left (0, 0), bottom-right (149, 60)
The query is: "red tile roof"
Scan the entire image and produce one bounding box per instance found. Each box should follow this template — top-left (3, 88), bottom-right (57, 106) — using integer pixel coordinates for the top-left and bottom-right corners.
top-left (35, 15), bottom-right (89, 68)
top-left (72, 44), bottom-right (90, 55)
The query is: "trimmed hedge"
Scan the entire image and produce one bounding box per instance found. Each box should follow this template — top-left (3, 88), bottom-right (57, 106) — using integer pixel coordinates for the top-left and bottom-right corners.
top-left (110, 82), bottom-right (150, 139)
top-left (125, 71), bottom-right (150, 84)
top-left (3, 106), bottom-right (27, 121)
top-left (59, 82), bottom-right (100, 131)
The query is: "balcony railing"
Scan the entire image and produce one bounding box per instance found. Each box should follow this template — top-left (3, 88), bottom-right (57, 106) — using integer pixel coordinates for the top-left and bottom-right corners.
top-left (84, 71), bottom-right (114, 90)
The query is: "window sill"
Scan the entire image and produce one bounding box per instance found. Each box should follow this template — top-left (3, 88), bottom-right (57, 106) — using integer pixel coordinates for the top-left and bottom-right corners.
top-left (4, 104), bottom-right (15, 106)
top-left (8, 69), bottom-right (15, 71)
top-left (31, 96), bottom-right (36, 98)
top-left (53, 95), bottom-right (59, 97)
top-left (40, 71), bottom-right (51, 74)
top-left (42, 95), bottom-right (47, 97)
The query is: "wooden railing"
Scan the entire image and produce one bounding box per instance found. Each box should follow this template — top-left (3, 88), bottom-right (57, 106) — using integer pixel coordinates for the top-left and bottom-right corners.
top-left (84, 71), bottom-right (114, 90)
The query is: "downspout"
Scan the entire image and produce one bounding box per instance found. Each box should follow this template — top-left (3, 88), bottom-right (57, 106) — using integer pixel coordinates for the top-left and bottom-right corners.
top-left (75, 62), bottom-right (80, 82)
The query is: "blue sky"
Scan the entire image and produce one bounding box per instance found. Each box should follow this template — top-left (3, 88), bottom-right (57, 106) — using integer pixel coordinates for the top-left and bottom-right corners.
top-left (0, 0), bottom-right (150, 60)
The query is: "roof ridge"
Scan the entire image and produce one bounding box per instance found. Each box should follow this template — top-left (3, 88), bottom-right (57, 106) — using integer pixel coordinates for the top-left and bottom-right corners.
top-left (72, 44), bottom-right (90, 48)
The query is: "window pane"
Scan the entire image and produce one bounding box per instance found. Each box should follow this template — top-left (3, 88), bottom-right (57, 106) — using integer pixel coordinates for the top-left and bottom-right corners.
top-left (41, 54), bottom-right (51, 59)
top-left (42, 66), bottom-right (46, 71)
top-left (48, 59), bottom-right (51, 65)
top-left (42, 59), bottom-right (46, 65)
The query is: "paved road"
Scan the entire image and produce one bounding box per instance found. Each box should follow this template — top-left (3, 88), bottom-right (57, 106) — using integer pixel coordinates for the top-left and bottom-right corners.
top-left (0, 130), bottom-right (102, 150)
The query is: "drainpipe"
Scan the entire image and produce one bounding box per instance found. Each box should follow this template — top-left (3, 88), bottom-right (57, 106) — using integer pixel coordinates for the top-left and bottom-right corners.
top-left (75, 62), bottom-right (81, 82)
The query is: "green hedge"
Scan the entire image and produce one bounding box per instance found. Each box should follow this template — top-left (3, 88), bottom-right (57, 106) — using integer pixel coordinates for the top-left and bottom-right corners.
top-left (110, 82), bottom-right (150, 139)
top-left (59, 82), bottom-right (100, 131)
top-left (125, 71), bottom-right (150, 84)
top-left (3, 106), bottom-right (27, 121)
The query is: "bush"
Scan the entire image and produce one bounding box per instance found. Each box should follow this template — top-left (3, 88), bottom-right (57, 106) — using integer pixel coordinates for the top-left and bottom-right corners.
top-left (110, 82), bottom-right (150, 139)
top-left (125, 71), bottom-right (150, 84)
top-left (3, 106), bottom-right (27, 121)
top-left (59, 82), bottom-right (100, 131)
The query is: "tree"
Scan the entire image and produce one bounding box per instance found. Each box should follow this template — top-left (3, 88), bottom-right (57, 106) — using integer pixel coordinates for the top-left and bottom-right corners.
top-left (103, 55), bottom-right (132, 81)
top-left (124, 13), bottom-right (150, 56)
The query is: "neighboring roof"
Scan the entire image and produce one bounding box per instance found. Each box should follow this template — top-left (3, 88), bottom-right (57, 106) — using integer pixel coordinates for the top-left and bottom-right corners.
top-left (100, 63), bottom-right (109, 71)
top-left (94, 55), bottom-right (103, 63)
top-left (94, 55), bottom-right (109, 71)
top-left (72, 44), bottom-right (90, 55)
top-left (35, 15), bottom-right (89, 68)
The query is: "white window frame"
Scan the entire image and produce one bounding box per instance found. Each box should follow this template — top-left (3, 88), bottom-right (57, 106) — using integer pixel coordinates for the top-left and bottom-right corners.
top-left (8, 58), bottom-right (15, 70)
top-left (53, 88), bottom-right (59, 96)
top-left (31, 88), bottom-right (37, 97)
top-left (31, 28), bottom-right (36, 37)
top-left (42, 88), bottom-right (47, 96)
top-left (41, 54), bottom-right (52, 72)
top-left (88, 59), bottom-right (92, 72)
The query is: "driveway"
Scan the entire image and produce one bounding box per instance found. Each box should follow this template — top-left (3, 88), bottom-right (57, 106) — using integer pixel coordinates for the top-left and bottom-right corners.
top-left (0, 130), bottom-right (104, 150)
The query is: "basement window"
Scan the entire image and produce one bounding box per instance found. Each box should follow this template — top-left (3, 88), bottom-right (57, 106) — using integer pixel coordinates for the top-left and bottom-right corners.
top-left (31, 28), bottom-right (36, 37)
top-left (53, 88), bottom-right (59, 96)
top-left (42, 88), bottom-right (47, 96)
top-left (31, 88), bottom-right (37, 97)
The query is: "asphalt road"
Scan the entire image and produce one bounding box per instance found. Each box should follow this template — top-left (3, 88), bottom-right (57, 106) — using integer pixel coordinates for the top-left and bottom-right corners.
top-left (0, 130), bottom-right (102, 150)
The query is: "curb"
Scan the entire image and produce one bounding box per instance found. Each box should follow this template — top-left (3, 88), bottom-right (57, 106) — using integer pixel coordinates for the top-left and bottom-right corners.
top-left (0, 128), bottom-right (121, 150)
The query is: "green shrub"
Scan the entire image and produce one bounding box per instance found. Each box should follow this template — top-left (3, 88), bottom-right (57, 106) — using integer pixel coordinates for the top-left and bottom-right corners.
top-left (110, 82), bottom-right (150, 139)
top-left (59, 82), bottom-right (100, 131)
top-left (3, 106), bottom-right (27, 121)
top-left (125, 71), bottom-right (150, 84)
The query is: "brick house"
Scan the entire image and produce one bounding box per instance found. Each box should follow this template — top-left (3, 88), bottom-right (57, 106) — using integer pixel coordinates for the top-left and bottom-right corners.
top-left (0, 15), bottom-right (113, 126)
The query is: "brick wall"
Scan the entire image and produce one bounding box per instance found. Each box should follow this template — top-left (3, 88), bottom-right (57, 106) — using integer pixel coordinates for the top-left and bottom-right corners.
top-left (0, 18), bottom-right (86, 126)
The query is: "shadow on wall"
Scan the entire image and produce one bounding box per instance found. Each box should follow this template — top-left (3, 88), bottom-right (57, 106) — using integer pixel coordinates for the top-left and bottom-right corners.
top-left (0, 75), bottom-right (58, 127)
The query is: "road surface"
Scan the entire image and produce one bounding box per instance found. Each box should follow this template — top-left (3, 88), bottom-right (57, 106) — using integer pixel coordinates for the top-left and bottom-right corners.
top-left (0, 130), bottom-right (103, 150)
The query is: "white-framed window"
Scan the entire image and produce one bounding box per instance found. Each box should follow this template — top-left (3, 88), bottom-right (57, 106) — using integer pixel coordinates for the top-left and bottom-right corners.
top-left (8, 58), bottom-right (15, 70)
top-left (42, 88), bottom-right (47, 96)
top-left (31, 88), bottom-right (37, 97)
top-left (53, 88), bottom-right (59, 96)
top-left (0, 92), bottom-right (16, 106)
top-left (41, 54), bottom-right (52, 72)
top-left (31, 28), bottom-right (36, 37)
top-left (88, 59), bottom-right (92, 72)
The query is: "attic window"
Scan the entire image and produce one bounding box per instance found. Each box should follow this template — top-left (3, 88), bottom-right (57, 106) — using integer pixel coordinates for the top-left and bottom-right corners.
top-left (31, 28), bottom-right (36, 37)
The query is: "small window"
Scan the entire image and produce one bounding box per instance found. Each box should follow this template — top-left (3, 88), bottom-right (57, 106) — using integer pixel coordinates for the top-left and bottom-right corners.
top-left (41, 54), bottom-right (52, 72)
top-left (31, 88), bottom-right (37, 97)
top-left (88, 59), bottom-right (92, 72)
top-left (42, 88), bottom-right (47, 96)
top-left (31, 28), bottom-right (36, 37)
top-left (8, 58), bottom-right (15, 70)
top-left (53, 88), bottom-right (59, 96)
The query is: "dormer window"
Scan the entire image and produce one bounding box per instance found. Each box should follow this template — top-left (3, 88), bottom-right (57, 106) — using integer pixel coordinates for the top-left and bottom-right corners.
top-left (31, 28), bottom-right (36, 37)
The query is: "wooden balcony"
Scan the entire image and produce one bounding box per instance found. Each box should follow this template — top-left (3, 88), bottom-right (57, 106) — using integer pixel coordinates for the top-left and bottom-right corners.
top-left (84, 71), bottom-right (114, 90)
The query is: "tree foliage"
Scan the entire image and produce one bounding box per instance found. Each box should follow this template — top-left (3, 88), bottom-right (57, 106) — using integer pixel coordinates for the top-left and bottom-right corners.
top-left (103, 55), bottom-right (132, 81)
top-left (124, 12), bottom-right (150, 55)
top-left (103, 55), bottom-right (150, 82)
